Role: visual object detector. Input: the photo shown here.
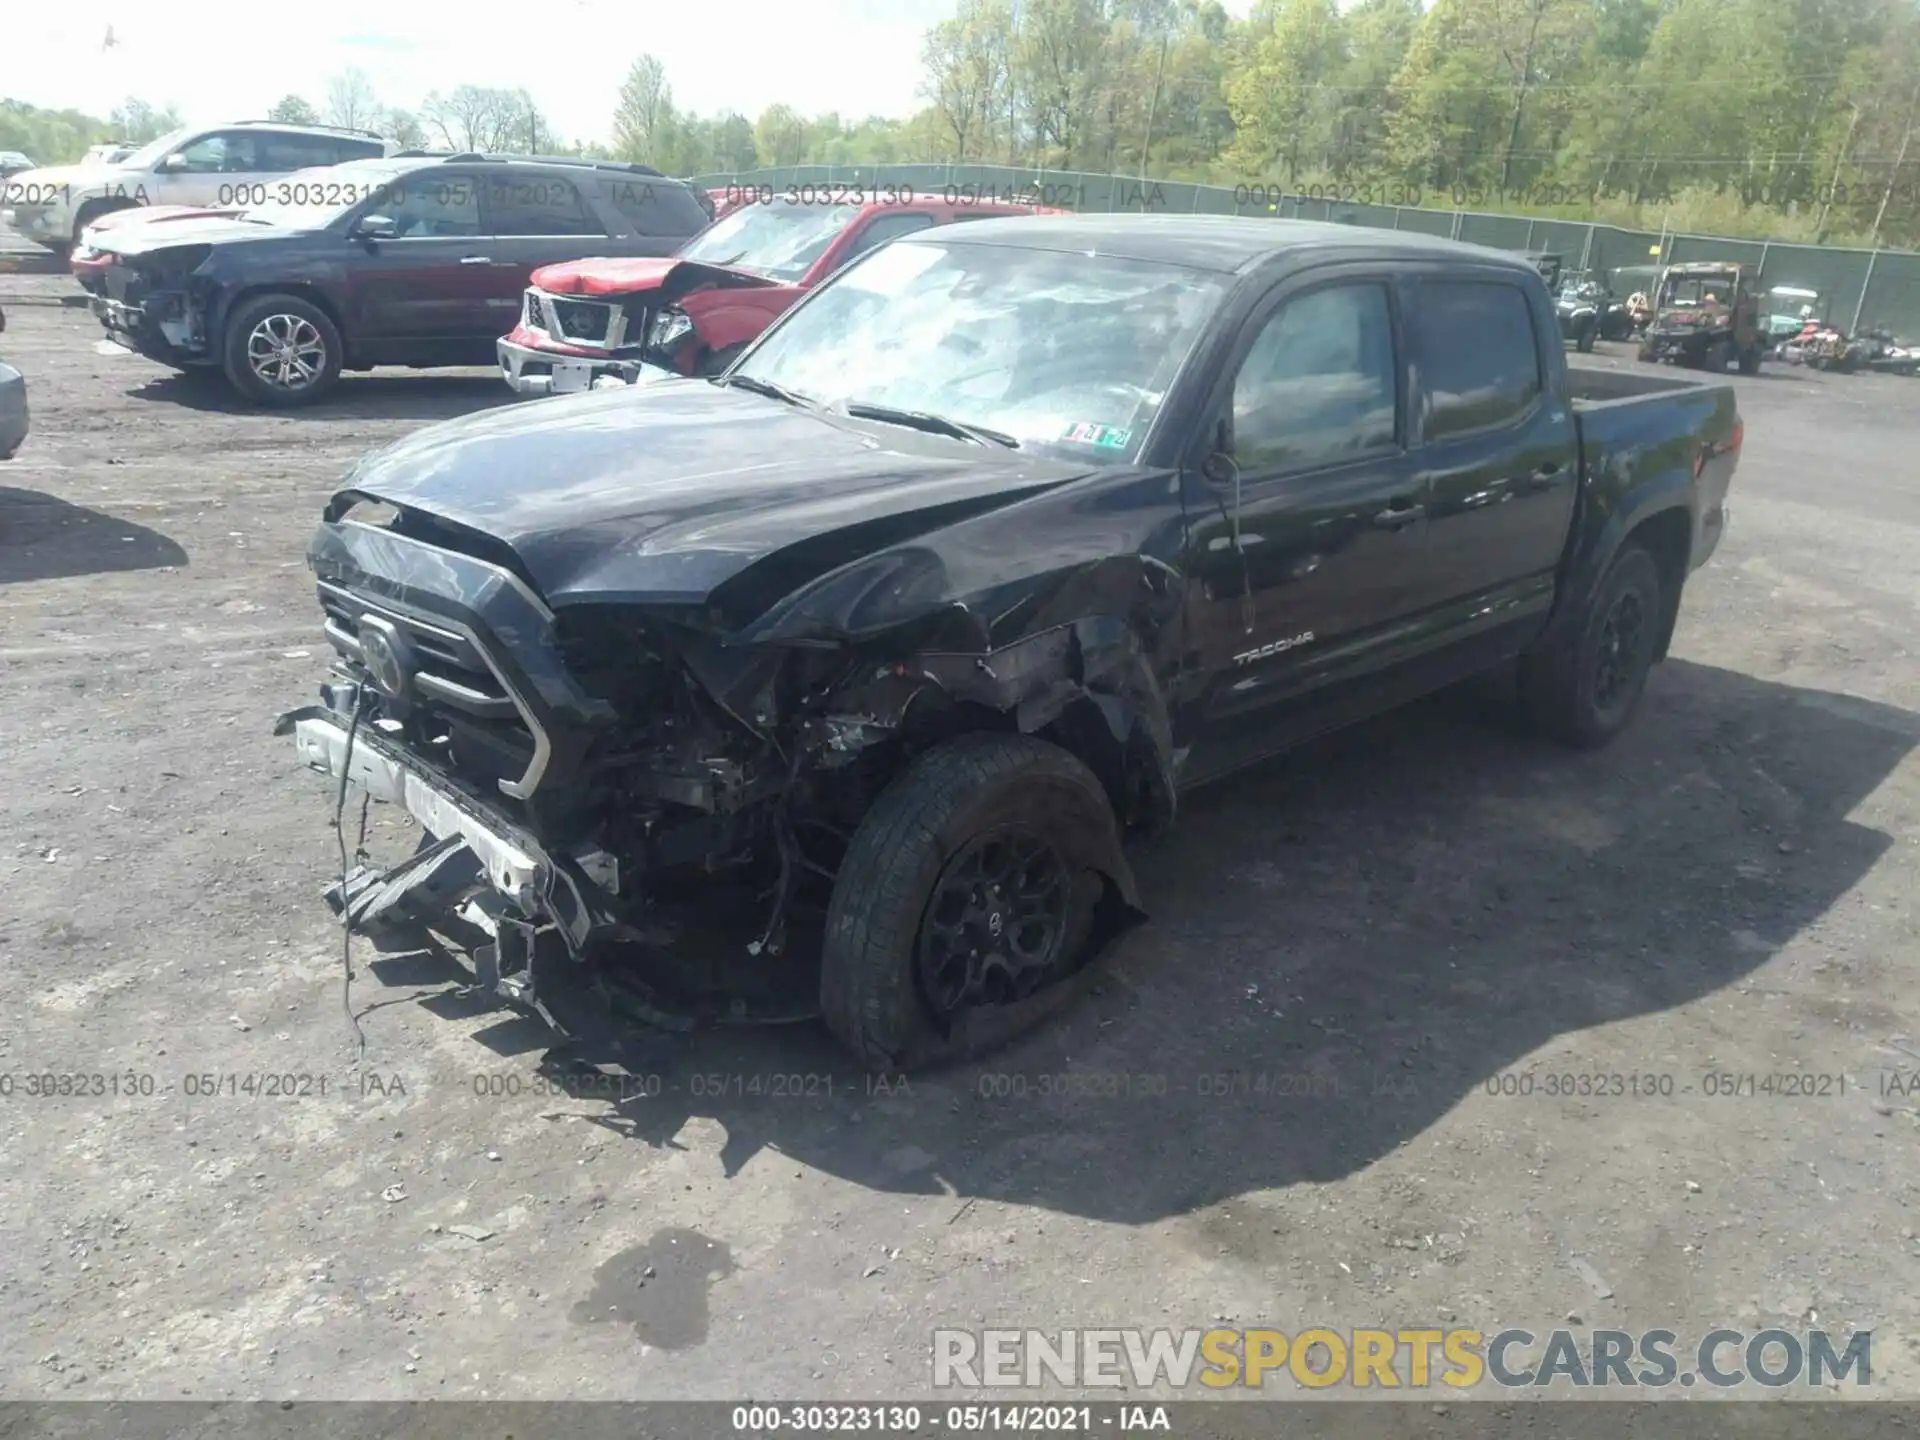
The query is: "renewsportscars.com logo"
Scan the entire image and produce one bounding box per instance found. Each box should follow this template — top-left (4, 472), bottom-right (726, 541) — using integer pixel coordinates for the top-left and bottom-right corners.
top-left (932, 1327), bottom-right (1872, 1391)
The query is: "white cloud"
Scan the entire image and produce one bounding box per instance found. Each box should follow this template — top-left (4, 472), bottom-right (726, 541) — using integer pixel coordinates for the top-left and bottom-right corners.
top-left (7, 0), bottom-right (963, 146)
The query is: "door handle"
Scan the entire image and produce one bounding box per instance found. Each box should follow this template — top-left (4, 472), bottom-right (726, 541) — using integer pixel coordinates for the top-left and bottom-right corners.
top-left (1371, 501), bottom-right (1425, 529)
top-left (459, 255), bottom-right (493, 265)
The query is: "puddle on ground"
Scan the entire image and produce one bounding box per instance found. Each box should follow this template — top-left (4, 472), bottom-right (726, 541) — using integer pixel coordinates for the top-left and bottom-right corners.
top-left (568, 1226), bottom-right (735, 1348)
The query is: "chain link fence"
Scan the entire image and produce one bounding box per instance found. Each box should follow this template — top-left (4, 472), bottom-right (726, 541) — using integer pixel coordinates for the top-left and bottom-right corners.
top-left (691, 163), bottom-right (1920, 338)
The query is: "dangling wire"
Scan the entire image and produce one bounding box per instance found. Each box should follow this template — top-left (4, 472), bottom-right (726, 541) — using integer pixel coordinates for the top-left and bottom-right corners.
top-left (331, 692), bottom-right (371, 1066)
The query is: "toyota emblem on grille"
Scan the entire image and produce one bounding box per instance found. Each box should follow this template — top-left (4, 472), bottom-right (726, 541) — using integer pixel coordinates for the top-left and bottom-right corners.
top-left (357, 616), bottom-right (413, 699)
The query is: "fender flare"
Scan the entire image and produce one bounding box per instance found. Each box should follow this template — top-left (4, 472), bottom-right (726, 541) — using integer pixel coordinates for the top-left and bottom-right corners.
top-left (1538, 475), bottom-right (1695, 656)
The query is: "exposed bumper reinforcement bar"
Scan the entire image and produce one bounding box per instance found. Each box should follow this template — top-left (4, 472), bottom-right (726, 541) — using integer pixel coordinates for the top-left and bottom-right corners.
top-left (279, 703), bottom-right (547, 908)
top-left (277, 701), bottom-right (621, 1027)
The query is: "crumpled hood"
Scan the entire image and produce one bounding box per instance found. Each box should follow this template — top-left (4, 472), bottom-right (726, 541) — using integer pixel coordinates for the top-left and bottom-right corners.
top-left (96, 216), bottom-right (293, 257)
top-left (531, 255), bottom-right (777, 299)
top-left (338, 381), bottom-right (1093, 608)
top-left (88, 204), bottom-right (233, 234)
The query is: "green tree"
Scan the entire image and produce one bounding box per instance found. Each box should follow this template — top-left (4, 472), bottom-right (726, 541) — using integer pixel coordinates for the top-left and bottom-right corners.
top-left (379, 107), bottom-right (428, 150)
top-left (109, 99), bottom-right (182, 143)
top-left (754, 104), bottom-right (811, 167)
top-left (1225, 0), bottom-right (1347, 180)
top-left (324, 68), bottom-right (379, 131)
top-left (267, 95), bottom-right (321, 126)
top-left (612, 55), bottom-right (675, 165)
top-left (923, 0), bottom-right (1014, 161)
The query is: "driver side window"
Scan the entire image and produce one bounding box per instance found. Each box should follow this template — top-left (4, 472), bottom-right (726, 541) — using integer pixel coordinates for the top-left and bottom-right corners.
top-left (373, 174), bottom-right (482, 238)
top-left (170, 132), bottom-right (259, 174)
top-left (1227, 282), bottom-right (1398, 473)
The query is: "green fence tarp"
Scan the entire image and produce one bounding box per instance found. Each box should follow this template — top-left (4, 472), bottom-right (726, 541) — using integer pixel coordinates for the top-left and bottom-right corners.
top-left (691, 164), bottom-right (1920, 336)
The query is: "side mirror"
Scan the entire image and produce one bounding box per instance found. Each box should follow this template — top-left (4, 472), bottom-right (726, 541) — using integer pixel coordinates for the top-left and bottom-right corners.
top-left (1201, 415), bottom-right (1237, 485)
top-left (157, 153), bottom-right (189, 174)
top-left (354, 214), bottom-right (398, 241)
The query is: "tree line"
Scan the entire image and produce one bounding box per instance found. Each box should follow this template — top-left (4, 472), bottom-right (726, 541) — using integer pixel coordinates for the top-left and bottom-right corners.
top-left (612, 0), bottom-right (1920, 248)
top-left (8, 0), bottom-right (1918, 248)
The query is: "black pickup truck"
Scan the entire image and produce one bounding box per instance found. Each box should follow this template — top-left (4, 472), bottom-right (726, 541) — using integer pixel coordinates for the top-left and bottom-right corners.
top-left (277, 215), bottom-right (1742, 1067)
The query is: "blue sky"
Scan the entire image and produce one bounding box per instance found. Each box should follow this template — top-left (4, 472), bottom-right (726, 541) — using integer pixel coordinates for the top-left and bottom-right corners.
top-left (10, 0), bottom-right (974, 144)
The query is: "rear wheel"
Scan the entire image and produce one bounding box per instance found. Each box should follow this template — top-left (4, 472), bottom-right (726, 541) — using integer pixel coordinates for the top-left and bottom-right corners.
top-left (1704, 340), bottom-right (1733, 371)
top-left (1575, 319), bottom-right (1597, 353)
top-left (1737, 346), bottom-right (1762, 375)
top-left (819, 733), bottom-right (1114, 1068)
top-left (221, 293), bottom-right (343, 407)
top-left (1517, 544), bottom-right (1665, 749)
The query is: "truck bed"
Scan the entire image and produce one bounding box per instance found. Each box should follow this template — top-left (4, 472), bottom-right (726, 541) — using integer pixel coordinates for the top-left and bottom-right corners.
top-left (1564, 363), bottom-right (1728, 406)
top-left (1566, 362), bottom-right (1740, 574)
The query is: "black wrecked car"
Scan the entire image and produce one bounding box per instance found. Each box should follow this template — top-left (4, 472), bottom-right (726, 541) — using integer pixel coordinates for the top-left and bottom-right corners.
top-left (277, 215), bottom-right (1744, 1068)
top-left (85, 152), bottom-right (712, 406)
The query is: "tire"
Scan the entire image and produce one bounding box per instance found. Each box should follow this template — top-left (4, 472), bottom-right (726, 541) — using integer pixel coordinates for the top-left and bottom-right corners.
top-left (1737, 347), bottom-right (1762, 375)
top-left (1517, 544), bottom-right (1665, 749)
top-left (1575, 320), bottom-right (1597, 353)
top-left (1637, 345), bottom-right (1658, 364)
top-left (1705, 340), bottom-right (1733, 372)
top-left (819, 732), bottom-right (1116, 1069)
top-left (220, 293), bottom-right (343, 407)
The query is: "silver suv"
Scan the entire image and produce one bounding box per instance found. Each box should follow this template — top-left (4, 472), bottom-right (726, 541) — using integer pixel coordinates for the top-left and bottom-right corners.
top-left (1, 121), bottom-right (398, 253)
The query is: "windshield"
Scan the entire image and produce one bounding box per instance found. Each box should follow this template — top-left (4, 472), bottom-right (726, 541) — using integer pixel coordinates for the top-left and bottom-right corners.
top-left (239, 164), bottom-right (409, 229)
top-left (731, 239), bottom-right (1228, 462)
top-left (1660, 276), bottom-right (1737, 307)
top-left (679, 199), bottom-right (864, 281)
top-left (116, 128), bottom-right (198, 170)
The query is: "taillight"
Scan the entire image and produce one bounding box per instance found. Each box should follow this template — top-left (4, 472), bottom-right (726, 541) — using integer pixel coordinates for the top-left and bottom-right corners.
top-left (1731, 416), bottom-right (1744, 453)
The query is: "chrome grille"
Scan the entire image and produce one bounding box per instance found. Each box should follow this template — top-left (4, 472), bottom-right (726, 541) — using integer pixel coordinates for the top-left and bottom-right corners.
top-left (316, 581), bottom-right (542, 792)
top-left (550, 297), bottom-right (614, 344)
top-left (317, 581), bottom-right (518, 719)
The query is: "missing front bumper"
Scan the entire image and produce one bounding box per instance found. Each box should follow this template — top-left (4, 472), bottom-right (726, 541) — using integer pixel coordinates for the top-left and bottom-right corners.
top-left (277, 699), bottom-right (620, 1023)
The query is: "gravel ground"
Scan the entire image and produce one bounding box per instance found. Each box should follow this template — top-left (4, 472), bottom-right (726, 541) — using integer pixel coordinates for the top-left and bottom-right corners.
top-left (3, 251), bottom-right (1920, 1409)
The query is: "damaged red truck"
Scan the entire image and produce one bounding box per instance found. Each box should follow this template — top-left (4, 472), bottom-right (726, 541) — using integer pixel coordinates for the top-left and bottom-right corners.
top-left (497, 194), bottom-right (1051, 394)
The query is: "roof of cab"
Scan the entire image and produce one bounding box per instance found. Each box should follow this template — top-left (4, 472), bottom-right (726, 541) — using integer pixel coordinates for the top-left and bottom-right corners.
top-left (896, 212), bottom-right (1545, 277)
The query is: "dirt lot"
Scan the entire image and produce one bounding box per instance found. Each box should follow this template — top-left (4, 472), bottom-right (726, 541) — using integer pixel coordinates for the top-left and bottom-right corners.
top-left (3, 253), bottom-right (1920, 1408)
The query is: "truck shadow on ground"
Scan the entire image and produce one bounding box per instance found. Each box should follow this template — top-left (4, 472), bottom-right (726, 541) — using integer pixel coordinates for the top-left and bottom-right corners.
top-left (125, 370), bottom-right (517, 423)
top-left (0, 486), bottom-right (188, 583)
top-left (435, 658), bottom-right (1914, 1223)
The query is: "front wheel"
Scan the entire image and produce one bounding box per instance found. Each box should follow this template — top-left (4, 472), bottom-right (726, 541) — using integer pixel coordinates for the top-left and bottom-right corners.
top-left (221, 293), bottom-right (343, 406)
top-left (819, 733), bottom-right (1116, 1069)
top-left (1517, 544), bottom-right (1665, 749)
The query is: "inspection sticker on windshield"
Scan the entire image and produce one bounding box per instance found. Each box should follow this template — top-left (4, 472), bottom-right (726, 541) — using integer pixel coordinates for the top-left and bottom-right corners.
top-left (1062, 422), bottom-right (1132, 449)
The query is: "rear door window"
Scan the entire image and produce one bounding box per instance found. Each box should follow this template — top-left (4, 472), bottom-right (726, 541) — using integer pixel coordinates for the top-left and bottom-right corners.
top-left (599, 176), bottom-right (711, 237)
top-left (839, 212), bottom-right (936, 265)
top-left (1412, 281), bottom-right (1543, 440)
top-left (257, 134), bottom-right (342, 172)
top-left (483, 175), bottom-right (605, 236)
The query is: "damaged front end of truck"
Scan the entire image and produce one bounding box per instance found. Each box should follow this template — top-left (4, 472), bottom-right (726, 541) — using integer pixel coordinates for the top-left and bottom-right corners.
top-left (276, 472), bottom-right (1174, 1056)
